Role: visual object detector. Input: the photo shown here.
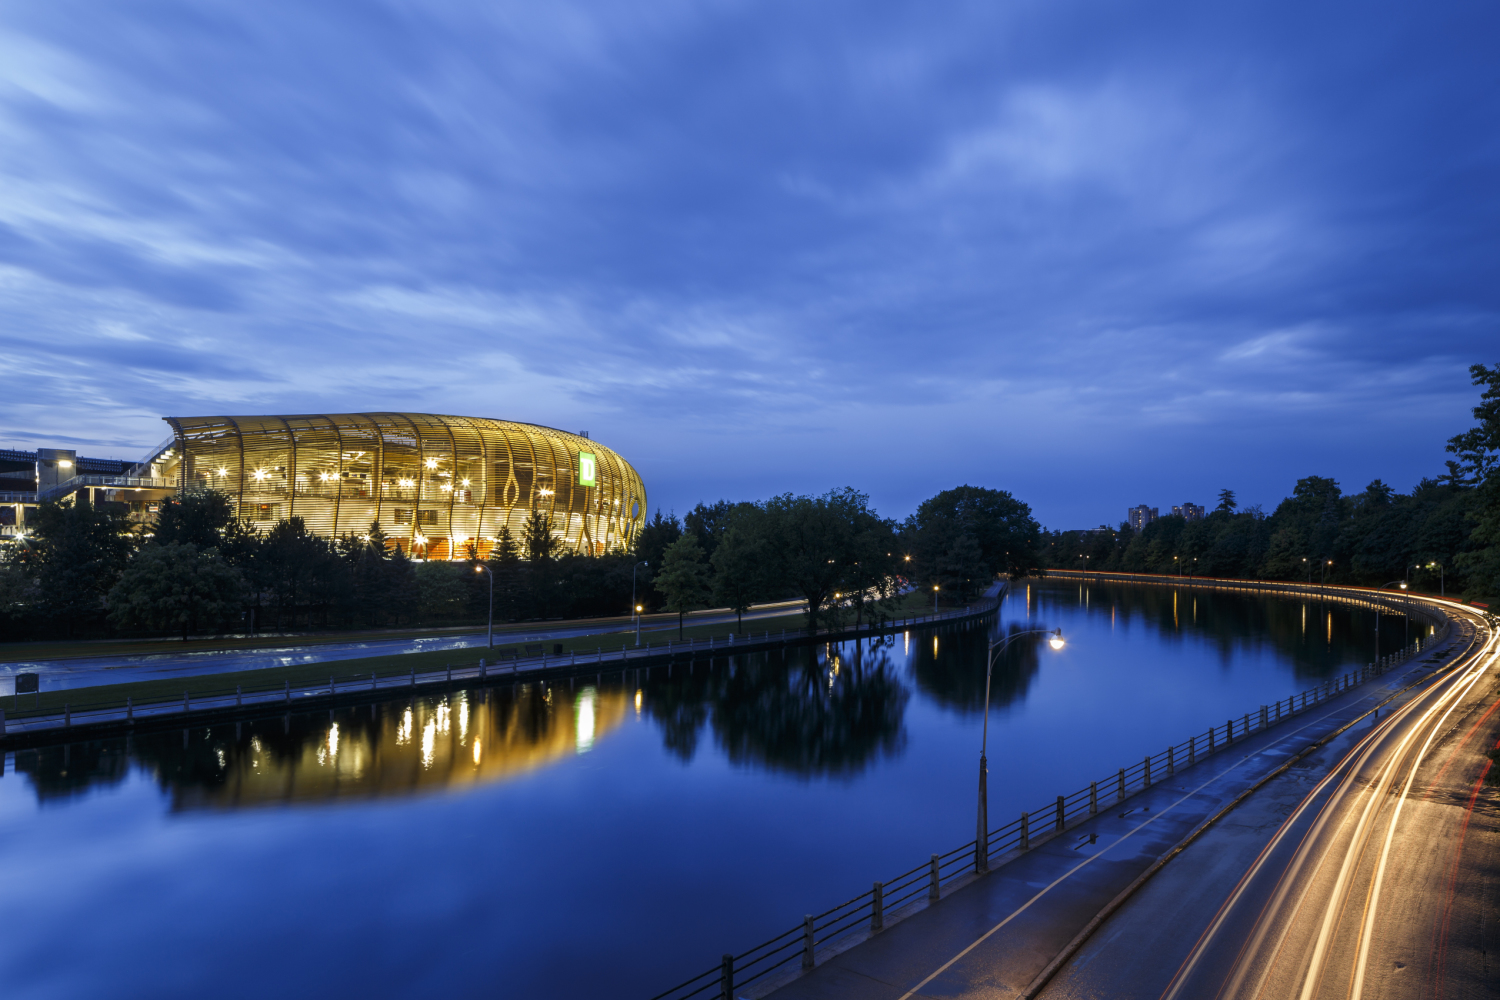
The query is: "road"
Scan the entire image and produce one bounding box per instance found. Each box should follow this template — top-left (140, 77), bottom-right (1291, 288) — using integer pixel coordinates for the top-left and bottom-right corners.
top-left (0, 599), bottom-right (809, 693)
top-left (1040, 601), bottom-right (1500, 1000)
top-left (758, 599), bottom-right (1494, 1000)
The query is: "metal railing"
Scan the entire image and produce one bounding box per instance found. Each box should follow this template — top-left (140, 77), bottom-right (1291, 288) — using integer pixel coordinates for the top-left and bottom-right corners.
top-left (36, 474), bottom-right (176, 503)
top-left (646, 577), bottom-right (1460, 1000)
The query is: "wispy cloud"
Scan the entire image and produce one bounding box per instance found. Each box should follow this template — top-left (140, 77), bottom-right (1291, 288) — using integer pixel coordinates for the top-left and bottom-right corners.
top-left (1, 0), bottom-right (1495, 523)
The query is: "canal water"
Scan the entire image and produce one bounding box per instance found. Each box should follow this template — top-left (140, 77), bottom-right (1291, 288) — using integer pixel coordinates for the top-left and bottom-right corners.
top-left (0, 581), bottom-right (1418, 999)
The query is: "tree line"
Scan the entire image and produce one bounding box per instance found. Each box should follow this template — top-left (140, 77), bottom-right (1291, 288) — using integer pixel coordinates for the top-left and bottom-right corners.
top-left (1045, 363), bottom-right (1500, 603)
top-left (0, 481), bottom-right (1041, 642)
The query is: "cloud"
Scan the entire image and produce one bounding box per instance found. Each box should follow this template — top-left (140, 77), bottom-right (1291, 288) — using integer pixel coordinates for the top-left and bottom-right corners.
top-left (0, 0), bottom-right (1496, 524)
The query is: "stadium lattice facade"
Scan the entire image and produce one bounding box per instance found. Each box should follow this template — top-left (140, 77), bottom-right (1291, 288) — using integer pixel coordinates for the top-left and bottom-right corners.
top-left (4, 413), bottom-right (646, 559)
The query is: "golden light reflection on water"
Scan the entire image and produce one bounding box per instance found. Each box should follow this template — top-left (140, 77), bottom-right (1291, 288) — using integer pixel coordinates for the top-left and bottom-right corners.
top-left (174, 685), bottom-right (628, 809)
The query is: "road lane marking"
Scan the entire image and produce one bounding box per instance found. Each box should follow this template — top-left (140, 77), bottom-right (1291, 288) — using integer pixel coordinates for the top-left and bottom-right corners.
top-left (892, 699), bottom-right (1379, 1000)
top-left (1350, 633), bottom-right (1499, 999)
top-left (1158, 614), bottom-right (1491, 1000)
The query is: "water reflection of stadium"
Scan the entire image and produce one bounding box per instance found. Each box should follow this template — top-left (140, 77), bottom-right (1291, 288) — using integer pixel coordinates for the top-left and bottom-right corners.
top-left (154, 684), bottom-right (629, 809)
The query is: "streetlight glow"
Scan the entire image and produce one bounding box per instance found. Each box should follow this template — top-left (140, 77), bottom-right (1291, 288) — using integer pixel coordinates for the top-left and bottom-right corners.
top-left (975, 627), bottom-right (1066, 871)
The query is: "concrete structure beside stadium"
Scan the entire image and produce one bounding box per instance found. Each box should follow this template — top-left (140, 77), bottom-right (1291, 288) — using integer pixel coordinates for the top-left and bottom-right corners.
top-left (1, 413), bottom-right (646, 559)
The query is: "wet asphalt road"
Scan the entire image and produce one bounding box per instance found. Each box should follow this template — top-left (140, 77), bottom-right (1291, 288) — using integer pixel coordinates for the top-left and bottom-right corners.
top-left (760, 602), bottom-right (1496, 1000)
top-left (1042, 606), bottom-right (1499, 1000)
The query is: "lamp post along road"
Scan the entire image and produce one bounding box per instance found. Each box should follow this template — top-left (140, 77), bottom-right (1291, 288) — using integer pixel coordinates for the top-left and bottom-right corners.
top-left (473, 564), bottom-right (494, 649)
top-left (977, 627), bottom-right (1065, 871)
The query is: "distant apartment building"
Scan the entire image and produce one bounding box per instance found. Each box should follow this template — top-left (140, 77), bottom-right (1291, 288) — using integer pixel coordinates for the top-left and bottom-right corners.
top-left (1173, 502), bottom-right (1205, 522)
top-left (1127, 505), bottom-right (1158, 532)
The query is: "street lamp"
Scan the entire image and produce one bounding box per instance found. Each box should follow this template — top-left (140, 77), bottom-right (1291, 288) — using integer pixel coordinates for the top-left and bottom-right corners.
top-left (632, 560), bottom-right (648, 646)
top-left (1426, 561), bottom-right (1445, 598)
top-left (977, 627), bottom-right (1065, 870)
top-left (1302, 557), bottom-right (1310, 586)
top-left (933, 584), bottom-right (940, 615)
top-left (473, 564), bottom-right (494, 649)
top-left (1321, 559), bottom-right (1333, 590)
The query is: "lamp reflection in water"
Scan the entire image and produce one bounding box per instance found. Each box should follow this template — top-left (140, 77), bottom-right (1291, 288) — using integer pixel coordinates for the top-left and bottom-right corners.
top-left (576, 687), bottom-right (598, 754)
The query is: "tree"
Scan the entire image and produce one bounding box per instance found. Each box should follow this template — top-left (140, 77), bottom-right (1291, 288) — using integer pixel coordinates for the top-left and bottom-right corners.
top-left (762, 488), bottom-right (884, 632)
top-left (492, 526), bottom-right (520, 563)
top-left (1215, 489), bottom-right (1237, 514)
top-left (685, 500), bottom-right (738, 561)
top-left (483, 525), bottom-right (523, 621)
top-left (633, 508), bottom-right (683, 601)
top-left (17, 498), bottom-right (134, 634)
top-left (905, 485), bottom-right (1041, 584)
top-left (261, 517), bottom-right (341, 628)
top-left (522, 508), bottom-right (559, 563)
top-left (655, 534), bottom-right (710, 637)
top-left (151, 488), bottom-right (236, 548)
top-left (107, 542), bottom-right (247, 639)
top-left (711, 514), bottom-right (767, 632)
top-left (351, 523), bottom-right (392, 626)
top-left (385, 544), bottom-right (420, 624)
top-left (417, 561), bottom-right (469, 620)
top-left (1448, 362), bottom-right (1500, 599)
top-left (842, 515), bottom-right (901, 626)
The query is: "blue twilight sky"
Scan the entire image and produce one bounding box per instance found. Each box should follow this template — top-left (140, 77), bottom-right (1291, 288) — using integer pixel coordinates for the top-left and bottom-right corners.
top-left (1, 0), bottom-right (1496, 529)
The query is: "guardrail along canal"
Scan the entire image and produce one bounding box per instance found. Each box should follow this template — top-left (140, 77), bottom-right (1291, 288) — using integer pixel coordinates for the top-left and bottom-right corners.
top-left (0, 580), bottom-right (1421, 998)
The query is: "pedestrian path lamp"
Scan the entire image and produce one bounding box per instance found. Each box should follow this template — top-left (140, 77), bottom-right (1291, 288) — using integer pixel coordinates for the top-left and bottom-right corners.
top-left (632, 561), bottom-right (648, 645)
top-left (473, 564), bottom-right (494, 649)
top-left (977, 627), bottom-right (1065, 871)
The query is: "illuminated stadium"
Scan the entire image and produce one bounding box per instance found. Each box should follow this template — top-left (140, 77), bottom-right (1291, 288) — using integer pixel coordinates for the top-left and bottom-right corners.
top-left (6, 413), bottom-right (646, 558)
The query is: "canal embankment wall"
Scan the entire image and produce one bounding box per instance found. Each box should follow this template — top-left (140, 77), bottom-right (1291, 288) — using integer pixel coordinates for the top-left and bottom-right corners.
top-left (0, 584), bottom-right (1008, 747)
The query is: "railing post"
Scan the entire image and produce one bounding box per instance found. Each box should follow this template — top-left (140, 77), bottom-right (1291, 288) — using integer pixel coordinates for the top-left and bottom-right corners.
top-left (126, 697), bottom-right (133, 723)
top-left (929, 854), bottom-right (941, 900)
top-left (1143, 755), bottom-right (1151, 788)
top-left (872, 882), bottom-right (884, 931)
top-left (286, 679), bottom-right (292, 704)
top-left (1243, 712), bottom-right (1250, 736)
top-left (1090, 781), bottom-right (1098, 815)
top-left (183, 691), bottom-right (190, 714)
top-left (1167, 745), bottom-right (1175, 775)
top-left (1117, 768), bottom-right (1126, 803)
top-left (721, 954), bottom-right (735, 999)
top-left (802, 914), bottom-right (816, 969)
top-left (1226, 718), bottom-right (1233, 742)
top-left (1208, 726), bottom-right (1216, 753)
top-left (236, 685), bottom-right (242, 707)
top-left (1021, 812), bottom-right (1029, 850)
top-left (1056, 795), bottom-right (1065, 830)
top-left (64, 703), bottom-right (70, 727)
top-left (1260, 705), bottom-right (1268, 730)
top-left (1189, 735), bottom-right (1195, 764)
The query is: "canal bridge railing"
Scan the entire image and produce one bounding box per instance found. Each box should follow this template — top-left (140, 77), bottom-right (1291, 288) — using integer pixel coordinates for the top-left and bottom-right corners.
top-left (0, 586), bottom-right (1006, 745)
top-left (646, 574), bottom-right (1470, 1000)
